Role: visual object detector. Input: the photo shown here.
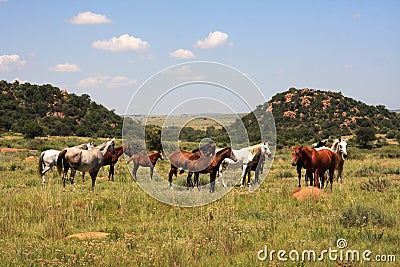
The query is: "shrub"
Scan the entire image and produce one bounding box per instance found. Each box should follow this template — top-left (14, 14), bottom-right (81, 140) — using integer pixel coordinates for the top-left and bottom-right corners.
top-left (360, 177), bottom-right (391, 192)
top-left (340, 204), bottom-right (394, 228)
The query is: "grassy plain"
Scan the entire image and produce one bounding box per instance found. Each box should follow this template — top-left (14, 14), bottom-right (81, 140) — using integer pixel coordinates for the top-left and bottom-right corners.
top-left (0, 135), bottom-right (399, 266)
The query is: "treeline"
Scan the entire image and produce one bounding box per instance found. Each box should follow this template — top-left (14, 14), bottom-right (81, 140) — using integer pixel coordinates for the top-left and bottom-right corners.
top-left (238, 88), bottom-right (400, 147)
top-left (0, 80), bottom-right (122, 138)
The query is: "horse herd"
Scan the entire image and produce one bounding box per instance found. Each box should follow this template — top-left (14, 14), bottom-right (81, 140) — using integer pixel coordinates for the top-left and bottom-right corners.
top-left (292, 138), bottom-right (348, 190)
top-left (38, 137), bottom-right (347, 193)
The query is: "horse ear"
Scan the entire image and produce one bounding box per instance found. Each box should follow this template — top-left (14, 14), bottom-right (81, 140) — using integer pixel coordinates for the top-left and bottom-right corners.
top-left (338, 137), bottom-right (342, 142)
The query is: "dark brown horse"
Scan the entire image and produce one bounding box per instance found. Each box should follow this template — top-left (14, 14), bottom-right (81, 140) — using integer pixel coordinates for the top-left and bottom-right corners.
top-left (291, 146), bottom-right (338, 189)
top-left (186, 147), bottom-right (237, 192)
top-left (126, 150), bottom-right (164, 181)
top-left (82, 145), bottom-right (134, 182)
top-left (243, 153), bottom-right (265, 187)
top-left (168, 141), bottom-right (216, 189)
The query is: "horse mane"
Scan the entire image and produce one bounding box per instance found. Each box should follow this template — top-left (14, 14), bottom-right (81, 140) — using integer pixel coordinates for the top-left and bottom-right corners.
top-left (248, 144), bottom-right (261, 155)
top-left (331, 139), bottom-right (340, 152)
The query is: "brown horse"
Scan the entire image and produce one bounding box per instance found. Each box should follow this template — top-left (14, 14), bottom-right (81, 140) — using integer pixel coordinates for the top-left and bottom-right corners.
top-left (291, 146), bottom-right (338, 189)
top-left (243, 153), bottom-right (265, 187)
top-left (82, 144), bottom-right (134, 182)
top-left (168, 141), bottom-right (216, 189)
top-left (126, 150), bottom-right (164, 181)
top-left (186, 147), bottom-right (237, 192)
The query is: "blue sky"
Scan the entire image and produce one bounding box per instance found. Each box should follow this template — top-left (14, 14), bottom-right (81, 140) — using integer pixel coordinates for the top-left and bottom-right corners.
top-left (1, 0), bottom-right (399, 114)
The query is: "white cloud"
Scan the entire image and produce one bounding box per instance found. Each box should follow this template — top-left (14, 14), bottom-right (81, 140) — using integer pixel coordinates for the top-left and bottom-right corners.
top-left (49, 63), bottom-right (81, 72)
top-left (344, 64), bottom-right (353, 69)
top-left (77, 75), bottom-right (137, 89)
top-left (0, 54), bottom-right (26, 72)
top-left (139, 54), bottom-right (155, 60)
top-left (68, 11), bottom-right (112, 25)
top-left (0, 0), bottom-right (9, 2)
top-left (169, 49), bottom-right (195, 59)
top-left (92, 34), bottom-right (149, 52)
top-left (352, 12), bottom-right (361, 19)
top-left (194, 31), bottom-right (232, 49)
top-left (164, 65), bottom-right (204, 81)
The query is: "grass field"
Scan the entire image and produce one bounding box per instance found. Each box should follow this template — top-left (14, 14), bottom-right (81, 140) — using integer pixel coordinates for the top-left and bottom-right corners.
top-left (0, 135), bottom-right (399, 266)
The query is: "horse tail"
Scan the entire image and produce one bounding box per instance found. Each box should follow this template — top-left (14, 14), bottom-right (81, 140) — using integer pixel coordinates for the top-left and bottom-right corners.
top-left (38, 151), bottom-right (45, 175)
top-left (57, 149), bottom-right (67, 176)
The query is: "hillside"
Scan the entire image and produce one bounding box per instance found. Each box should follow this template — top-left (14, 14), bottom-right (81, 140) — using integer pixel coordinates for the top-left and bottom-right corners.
top-left (236, 87), bottom-right (400, 146)
top-left (0, 80), bottom-right (122, 138)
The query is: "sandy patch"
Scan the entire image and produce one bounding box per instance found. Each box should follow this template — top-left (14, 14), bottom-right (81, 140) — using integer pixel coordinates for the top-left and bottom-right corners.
top-left (25, 156), bottom-right (36, 161)
top-left (291, 186), bottom-right (325, 201)
top-left (65, 232), bottom-right (109, 240)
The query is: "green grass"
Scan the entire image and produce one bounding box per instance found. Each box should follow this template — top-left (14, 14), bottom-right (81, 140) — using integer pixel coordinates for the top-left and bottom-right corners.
top-left (0, 136), bottom-right (399, 266)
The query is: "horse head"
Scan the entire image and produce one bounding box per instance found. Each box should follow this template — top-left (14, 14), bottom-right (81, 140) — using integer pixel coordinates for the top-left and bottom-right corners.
top-left (291, 146), bottom-right (303, 166)
top-left (227, 147), bottom-right (238, 162)
top-left (262, 141), bottom-right (272, 158)
top-left (105, 138), bottom-right (115, 154)
top-left (337, 138), bottom-right (348, 159)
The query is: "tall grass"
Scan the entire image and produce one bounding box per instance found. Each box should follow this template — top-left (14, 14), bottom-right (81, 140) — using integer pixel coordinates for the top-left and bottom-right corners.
top-left (0, 136), bottom-right (399, 266)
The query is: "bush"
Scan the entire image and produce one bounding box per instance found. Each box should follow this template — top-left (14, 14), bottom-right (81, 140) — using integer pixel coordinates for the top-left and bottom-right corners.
top-left (340, 204), bottom-right (394, 228)
top-left (386, 130), bottom-right (398, 139)
top-left (360, 177), bottom-right (391, 192)
top-left (22, 122), bottom-right (45, 139)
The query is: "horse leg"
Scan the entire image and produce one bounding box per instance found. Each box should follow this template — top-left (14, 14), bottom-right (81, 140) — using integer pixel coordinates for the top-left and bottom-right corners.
top-left (297, 164), bottom-right (302, 187)
top-left (41, 165), bottom-right (51, 185)
top-left (70, 168), bottom-right (76, 191)
top-left (246, 166), bottom-right (252, 187)
top-left (108, 164), bottom-right (114, 182)
top-left (186, 172), bottom-right (193, 189)
top-left (168, 166), bottom-right (177, 189)
top-left (338, 162), bottom-right (344, 191)
top-left (210, 171), bottom-right (217, 193)
top-left (62, 165), bottom-right (69, 191)
top-left (314, 170), bottom-right (319, 188)
top-left (82, 172), bottom-right (85, 182)
top-left (149, 166), bottom-right (154, 181)
top-left (132, 164), bottom-right (138, 182)
top-left (240, 164), bottom-right (248, 187)
top-left (195, 173), bottom-right (200, 190)
top-left (90, 169), bottom-right (99, 191)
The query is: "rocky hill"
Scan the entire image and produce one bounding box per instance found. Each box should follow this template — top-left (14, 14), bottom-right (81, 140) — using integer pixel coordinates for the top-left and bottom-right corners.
top-left (0, 80), bottom-right (122, 138)
top-left (236, 87), bottom-right (400, 146)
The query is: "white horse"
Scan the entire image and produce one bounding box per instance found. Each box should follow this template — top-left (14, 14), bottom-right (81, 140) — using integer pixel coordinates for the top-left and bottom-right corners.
top-left (57, 138), bottom-right (115, 191)
top-left (218, 142), bottom-right (272, 187)
top-left (38, 142), bottom-right (92, 185)
top-left (315, 138), bottom-right (348, 190)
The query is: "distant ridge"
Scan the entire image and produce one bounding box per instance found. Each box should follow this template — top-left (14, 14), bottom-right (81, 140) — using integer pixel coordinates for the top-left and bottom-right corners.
top-left (0, 80), bottom-right (122, 137)
top-left (232, 87), bottom-right (400, 146)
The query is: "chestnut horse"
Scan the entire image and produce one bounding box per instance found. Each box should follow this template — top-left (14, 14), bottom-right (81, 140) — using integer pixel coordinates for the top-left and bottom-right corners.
top-left (126, 150), bottom-right (164, 181)
top-left (291, 146), bottom-right (338, 189)
top-left (185, 147), bottom-right (237, 192)
top-left (168, 141), bottom-right (216, 189)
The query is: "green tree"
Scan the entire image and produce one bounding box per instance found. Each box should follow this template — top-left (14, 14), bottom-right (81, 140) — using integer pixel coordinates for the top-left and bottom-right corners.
top-left (22, 122), bottom-right (45, 139)
top-left (145, 125), bottom-right (162, 151)
top-left (355, 127), bottom-right (377, 148)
